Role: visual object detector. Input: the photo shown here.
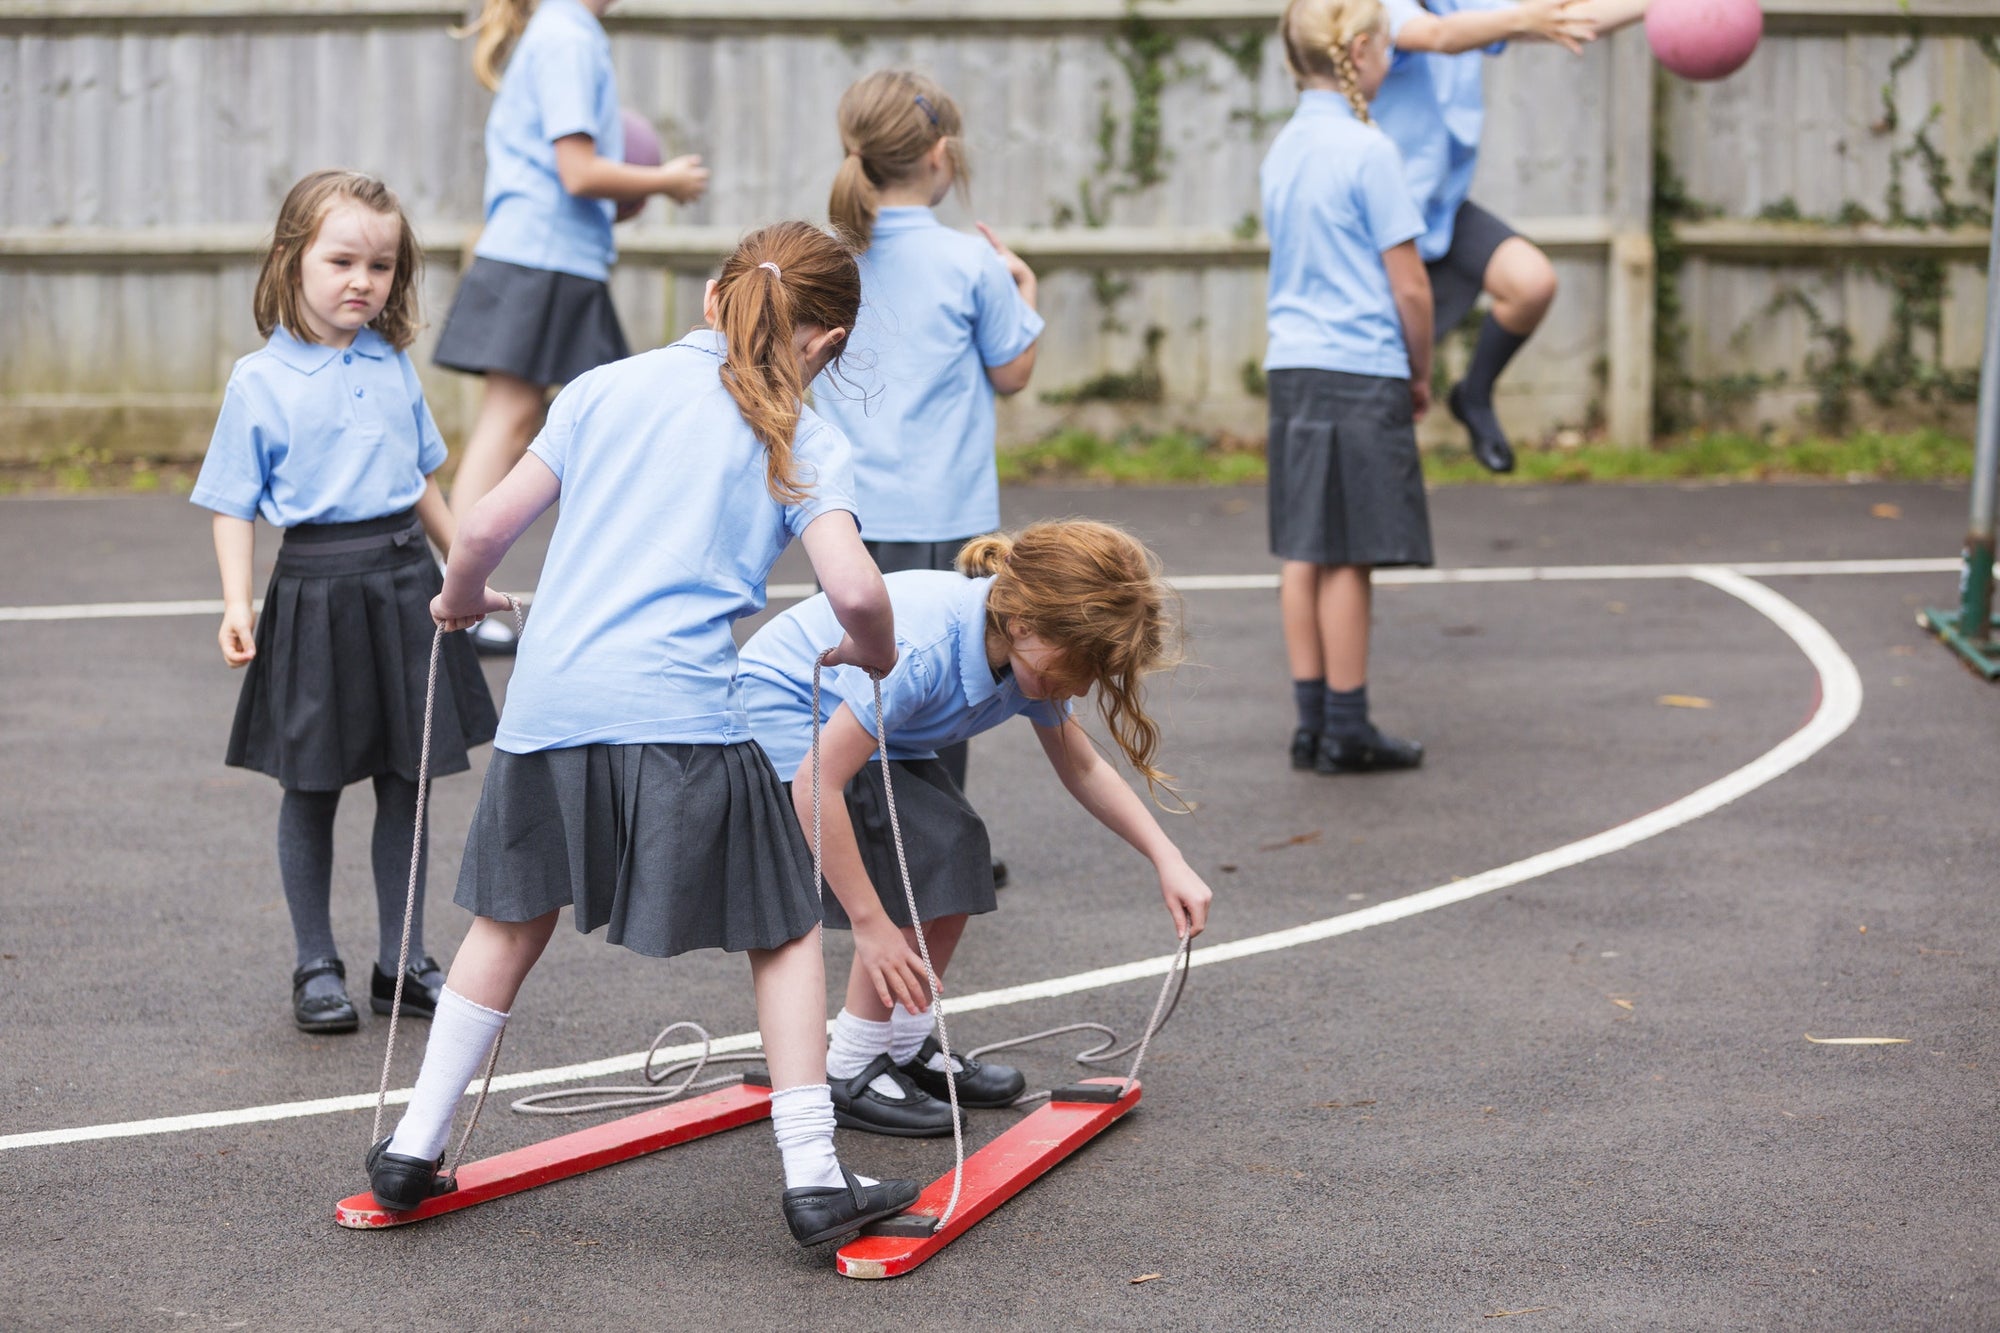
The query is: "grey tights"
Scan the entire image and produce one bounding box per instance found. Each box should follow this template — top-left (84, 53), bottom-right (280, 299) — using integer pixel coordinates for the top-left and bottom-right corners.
top-left (277, 774), bottom-right (429, 994)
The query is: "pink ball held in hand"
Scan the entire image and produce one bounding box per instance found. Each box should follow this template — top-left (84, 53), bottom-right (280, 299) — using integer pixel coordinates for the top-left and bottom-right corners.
top-left (1646, 0), bottom-right (1763, 82)
top-left (617, 109), bottom-right (662, 223)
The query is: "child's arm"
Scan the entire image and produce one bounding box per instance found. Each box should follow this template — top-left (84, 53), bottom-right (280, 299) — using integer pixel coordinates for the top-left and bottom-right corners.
top-left (1395, 0), bottom-right (1596, 55)
top-left (800, 511), bottom-right (896, 677)
top-left (212, 515), bottom-right (258, 668)
top-left (1035, 719), bottom-right (1213, 939)
top-left (414, 474), bottom-right (455, 561)
top-left (434, 453), bottom-right (560, 630)
top-left (790, 707), bottom-right (936, 1014)
top-left (1565, 0), bottom-right (1648, 33)
top-left (974, 222), bottom-right (1040, 395)
top-left (553, 135), bottom-right (710, 206)
top-left (1383, 241), bottom-right (1435, 420)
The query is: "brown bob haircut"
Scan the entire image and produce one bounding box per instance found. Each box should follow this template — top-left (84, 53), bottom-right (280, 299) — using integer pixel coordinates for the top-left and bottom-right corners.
top-left (253, 170), bottom-right (423, 350)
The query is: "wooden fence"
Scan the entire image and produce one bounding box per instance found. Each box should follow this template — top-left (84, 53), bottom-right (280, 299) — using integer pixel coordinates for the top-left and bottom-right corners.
top-left (1, 0), bottom-right (1995, 463)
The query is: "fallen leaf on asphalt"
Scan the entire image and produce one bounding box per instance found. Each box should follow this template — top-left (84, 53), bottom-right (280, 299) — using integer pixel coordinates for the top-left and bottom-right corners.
top-left (1259, 831), bottom-right (1323, 851)
top-left (1657, 694), bottom-right (1712, 709)
top-left (1484, 1309), bottom-right (1551, 1319)
top-left (1804, 1035), bottom-right (1910, 1045)
top-left (1610, 998), bottom-right (1635, 1010)
top-left (1871, 503), bottom-right (1902, 519)
top-left (1606, 601), bottom-right (1627, 614)
top-left (1130, 1273), bottom-right (1163, 1285)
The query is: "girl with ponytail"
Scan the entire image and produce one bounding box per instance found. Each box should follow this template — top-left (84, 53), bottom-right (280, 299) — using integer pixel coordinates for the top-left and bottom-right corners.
top-left (738, 521), bottom-right (1212, 1137)
top-left (815, 70), bottom-right (1044, 881)
top-left (1263, 0), bottom-right (1433, 776)
top-left (434, 0), bottom-right (709, 654)
top-left (363, 222), bottom-right (924, 1248)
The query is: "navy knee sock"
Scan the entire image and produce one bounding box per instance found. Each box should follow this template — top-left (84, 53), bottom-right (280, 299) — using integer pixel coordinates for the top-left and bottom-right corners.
top-left (1293, 678), bottom-right (1327, 734)
top-left (1322, 685), bottom-right (1370, 742)
top-left (1457, 314), bottom-right (1529, 406)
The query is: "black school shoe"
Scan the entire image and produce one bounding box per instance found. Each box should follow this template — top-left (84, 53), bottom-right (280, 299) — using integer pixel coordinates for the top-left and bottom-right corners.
top-left (1315, 728), bottom-right (1424, 774)
top-left (372, 956), bottom-right (446, 1019)
top-left (292, 958), bottom-right (359, 1034)
top-left (782, 1166), bottom-right (921, 1247)
top-left (1290, 728), bottom-right (1321, 771)
top-left (898, 1035), bottom-right (1027, 1109)
top-left (366, 1136), bottom-right (457, 1212)
top-left (830, 1054), bottom-right (960, 1137)
top-left (1449, 382), bottom-right (1517, 474)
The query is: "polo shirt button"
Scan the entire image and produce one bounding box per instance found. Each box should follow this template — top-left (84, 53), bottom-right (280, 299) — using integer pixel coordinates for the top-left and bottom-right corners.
top-left (343, 353), bottom-right (353, 364)
top-left (354, 388), bottom-right (365, 398)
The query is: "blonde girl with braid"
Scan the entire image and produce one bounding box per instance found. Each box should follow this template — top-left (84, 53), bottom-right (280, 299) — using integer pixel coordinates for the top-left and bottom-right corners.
top-left (433, 0), bottom-right (709, 655)
top-left (365, 222), bottom-right (926, 1249)
top-left (814, 71), bottom-right (1045, 884)
top-left (1263, 0), bottom-right (1435, 776)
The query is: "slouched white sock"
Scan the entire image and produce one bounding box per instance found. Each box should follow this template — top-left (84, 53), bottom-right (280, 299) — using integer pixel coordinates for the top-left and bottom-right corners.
top-left (888, 1004), bottom-right (935, 1066)
top-left (770, 1083), bottom-right (872, 1191)
top-left (826, 1008), bottom-right (894, 1081)
top-left (386, 985), bottom-right (507, 1162)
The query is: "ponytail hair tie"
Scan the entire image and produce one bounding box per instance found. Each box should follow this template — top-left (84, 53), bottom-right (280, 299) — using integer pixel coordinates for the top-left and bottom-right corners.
top-left (758, 261), bottom-right (782, 279)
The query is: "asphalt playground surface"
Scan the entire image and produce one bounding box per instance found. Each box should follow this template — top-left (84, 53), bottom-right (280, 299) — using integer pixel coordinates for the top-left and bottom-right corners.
top-left (2, 479), bottom-right (1996, 1330)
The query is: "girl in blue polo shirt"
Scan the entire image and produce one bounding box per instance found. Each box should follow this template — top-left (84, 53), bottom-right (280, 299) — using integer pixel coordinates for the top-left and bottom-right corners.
top-left (1265, 0), bottom-right (1435, 776)
top-left (816, 69), bottom-right (1044, 855)
top-left (191, 170), bottom-right (500, 1036)
top-left (1374, 0), bottom-right (1644, 471)
top-left (436, 0), bottom-right (710, 653)
top-left (364, 222), bottom-right (921, 1249)
top-left (738, 521), bottom-right (1211, 1137)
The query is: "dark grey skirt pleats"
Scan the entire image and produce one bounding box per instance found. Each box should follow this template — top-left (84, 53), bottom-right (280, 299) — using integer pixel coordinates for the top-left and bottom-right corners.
top-left (795, 758), bottom-right (997, 931)
top-left (226, 511), bottom-right (498, 792)
top-left (1266, 368), bottom-right (1434, 569)
top-left (1426, 200), bottom-right (1518, 338)
top-left (455, 741), bottom-right (823, 959)
top-left (433, 257), bottom-right (630, 387)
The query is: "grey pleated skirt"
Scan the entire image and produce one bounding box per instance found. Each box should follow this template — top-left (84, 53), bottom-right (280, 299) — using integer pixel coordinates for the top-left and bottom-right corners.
top-left (1266, 368), bottom-right (1434, 569)
top-left (1427, 200), bottom-right (1518, 338)
top-left (226, 510), bottom-right (498, 792)
top-left (790, 758), bottom-right (997, 931)
top-left (433, 257), bottom-right (630, 387)
top-left (455, 741), bottom-right (822, 959)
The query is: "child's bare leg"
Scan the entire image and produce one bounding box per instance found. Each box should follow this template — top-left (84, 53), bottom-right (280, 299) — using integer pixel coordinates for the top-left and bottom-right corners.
top-left (449, 373), bottom-right (547, 518)
top-left (1314, 565), bottom-right (1422, 771)
top-left (748, 927), bottom-right (830, 1090)
top-left (1316, 565), bottom-right (1372, 692)
top-left (1453, 237), bottom-right (1557, 473)
top-left (1279, 561), bottom-right (1326, 681)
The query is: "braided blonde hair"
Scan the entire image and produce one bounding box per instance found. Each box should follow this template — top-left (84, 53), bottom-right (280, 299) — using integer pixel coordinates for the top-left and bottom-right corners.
top-left (1280, 0), bottom-right (1389, 126)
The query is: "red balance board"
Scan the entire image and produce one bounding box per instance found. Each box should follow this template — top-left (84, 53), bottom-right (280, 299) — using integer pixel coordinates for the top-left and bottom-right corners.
top-left (334, 1080), bottom-right (773, 1229)
top-left (836, 1077), bottom-right (1140, 1279)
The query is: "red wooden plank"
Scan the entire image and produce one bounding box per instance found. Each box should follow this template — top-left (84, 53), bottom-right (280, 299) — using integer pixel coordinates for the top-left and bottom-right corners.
top-left (835, 1077), bottom-right (1140, 1279)
top-left (334, 1082), bottom-right (773, 1229)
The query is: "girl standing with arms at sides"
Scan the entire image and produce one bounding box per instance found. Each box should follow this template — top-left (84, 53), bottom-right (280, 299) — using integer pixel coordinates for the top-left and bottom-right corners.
top-left (738, 522), bottom-right (1212, 1136)
top-left (435, 0), bottom-right (710, 653)
top-left (1264, 0), bottom-right (1434, 775)
top-left (191, 171), bottom-right (499, 1034)
top-left (364, 223), bottom-right (922, 1248)
top-left (817, 69), bottom-right (1044, 886)
top-left (1375, 0), bottom-right (1646, 472)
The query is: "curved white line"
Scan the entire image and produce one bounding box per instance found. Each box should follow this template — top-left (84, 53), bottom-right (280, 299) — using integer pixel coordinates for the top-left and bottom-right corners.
top-left (0, 567), bottom-right (1862, 1153)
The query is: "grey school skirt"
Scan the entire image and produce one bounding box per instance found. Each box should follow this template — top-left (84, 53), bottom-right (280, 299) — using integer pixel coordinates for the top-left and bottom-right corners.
top-left (433, 257), bottom-right (630, 387)
top-left (226, 510), bottom-right (498, 792)
top-left (1427, 200), bottom-right (1518, 338)
top-left (1267, 368), bottom-right (1434, 569)
top-left (454, 740), bottom-right (822, 959)
top-left (788, 758), bottom-right (996, 930)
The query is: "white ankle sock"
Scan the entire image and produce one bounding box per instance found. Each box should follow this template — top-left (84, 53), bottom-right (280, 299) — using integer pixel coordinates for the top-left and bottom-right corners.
top-left (769, 1084), bottom-right (873, 1191)
top-left (888, 1004), bottom-right (934, 1066)
top-left (826, 1009), bottom-right (893, 1081)
top-left (386, 985), bottom-right (507, 1162)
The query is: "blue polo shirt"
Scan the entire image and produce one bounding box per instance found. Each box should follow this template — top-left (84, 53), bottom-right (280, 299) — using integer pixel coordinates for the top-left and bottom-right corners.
top-left (496, 329), bottom-right (859, 753)
top-left (190, 326), bottom-right (448, 527)
top-left (1261, 92), bottom-right (1427, 379)
top-left (810, 207), bottom-right (1045, 544)
top-left (738, 570), bottom-right (1066, 780)
top-left (1377, 0), bottom-right (1509, 261)
top-left (473, 0), bottom-right (623, 281)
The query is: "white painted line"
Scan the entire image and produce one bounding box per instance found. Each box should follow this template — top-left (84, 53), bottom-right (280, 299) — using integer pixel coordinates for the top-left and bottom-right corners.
top-left (0, 567), bottom-right (1863, 1154)
top-left (0, 557), bottom-right (1958, 623)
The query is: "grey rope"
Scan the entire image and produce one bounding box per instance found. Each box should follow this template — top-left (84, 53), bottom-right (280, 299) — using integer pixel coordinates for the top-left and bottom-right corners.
top-left (509, 1021), bottom-right (767, 1116)
top-left (369, 594), bottom-right (523, 1181)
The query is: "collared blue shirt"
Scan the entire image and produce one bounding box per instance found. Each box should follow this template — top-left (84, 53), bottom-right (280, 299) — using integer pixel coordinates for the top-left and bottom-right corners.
top-left (496, 329), bottom-right (859, 753)
top-left (810, 207), bottom-right (1045, 543)
top-left (738, 570), bottom-right (1067, 780)
top-left (473, 0), bottom-right (622, 281)
top-left (1377, 0), bottom-right (1509, 260)
top-left (1261, 92), bottom-right (1427, 379)
top-left (189, 326), bottom-right (448, 527)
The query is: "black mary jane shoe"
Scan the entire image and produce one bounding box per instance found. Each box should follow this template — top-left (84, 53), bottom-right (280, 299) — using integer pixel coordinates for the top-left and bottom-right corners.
top-left (830, 1054), bottom-right (960, 1138)
top-left (292, 958), bottom-right (359, 1034)
top-left (898, 1035), bottom-right (1027, 1109)
top-left (1290, 727), bottom-right (1321, 771)
top-left (372, 955), bottom-right (446, 1019)
top-left (782, 1166), bottom-right (921, 1247)
top-left (1448, 382), bottom-right (1517, 475)
top-left (991, 857), bottom-right (1010, 890)
top-left (1315, 728), bottom-right (1425, 775)
top-left (366, 1136), bottom-right (457, 1213)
